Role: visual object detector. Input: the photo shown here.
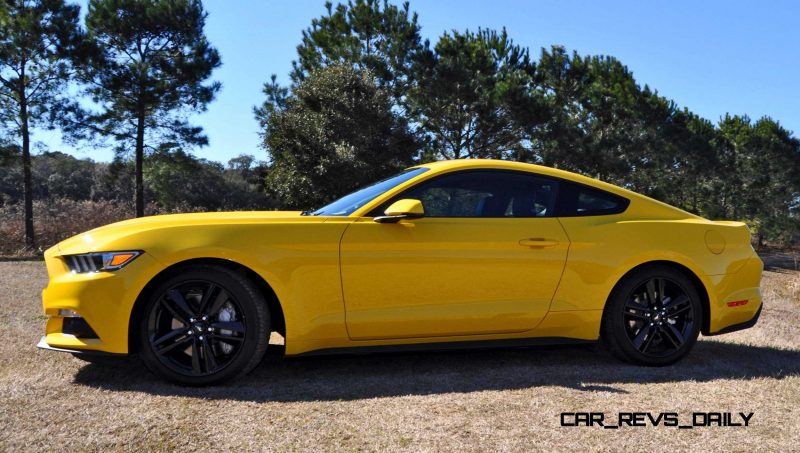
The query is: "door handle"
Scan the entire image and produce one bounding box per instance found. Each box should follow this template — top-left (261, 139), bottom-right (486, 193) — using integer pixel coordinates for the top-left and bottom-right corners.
top-left (519, 238), bottom-right (559, 248)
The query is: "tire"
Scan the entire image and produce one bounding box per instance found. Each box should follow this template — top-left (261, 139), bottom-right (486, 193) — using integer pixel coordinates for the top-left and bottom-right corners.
top-left (601, 265), bottom-right (702, 366)
top-left (137, 264), bottom-right (270, 385)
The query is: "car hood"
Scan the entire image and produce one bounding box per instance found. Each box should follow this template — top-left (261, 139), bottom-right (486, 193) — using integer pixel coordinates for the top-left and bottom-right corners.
top-left (50, 211), bottom-right (307, 256)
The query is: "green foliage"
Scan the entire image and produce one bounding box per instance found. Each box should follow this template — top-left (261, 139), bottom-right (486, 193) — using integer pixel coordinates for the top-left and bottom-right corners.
top-left (409, 28), bottom-right (543, 160)
top-left (534, 47), bottom-right (671, 183)
top-left (73, 0), bottom-right (221, 217)
top-left (256, 0), bottom-right (424, 134)
top-left (0, 0), bottom-right (84, 131)
top-left (0, 149), bottom-right (277, 212)
top-left (0, 140), bottom-right (17, 166)
top-left (0, 0), bottom-right (85, 248)
top-left (715, 115), bottom-right (800, 244)
top-left (144, 147), bottom-right (227, 210)
top-left (258, 1), bottom-right (800, 245)
top-left (264, 64), bottom-right (417, 210)
top-left (291, 0), bottom-right (424, 102)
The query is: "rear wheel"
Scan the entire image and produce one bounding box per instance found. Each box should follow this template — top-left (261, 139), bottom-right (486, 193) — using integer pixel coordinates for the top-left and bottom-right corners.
top-left (602, 265), bottom-right (702, 366)
top-left (137, 265), bottom-right (269, 385)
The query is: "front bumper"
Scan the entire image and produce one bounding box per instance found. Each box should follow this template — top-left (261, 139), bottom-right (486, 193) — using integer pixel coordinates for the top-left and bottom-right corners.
top-left (36, 336), bottom-right (127, 357)
top-left (40, 250), bottom-right (159, 354)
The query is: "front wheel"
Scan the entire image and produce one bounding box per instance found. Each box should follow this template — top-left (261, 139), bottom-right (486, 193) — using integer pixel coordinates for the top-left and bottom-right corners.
top-left (137, 265), bottom-right (269, 385)
top-left (601, 265), bottom-right (702, 366)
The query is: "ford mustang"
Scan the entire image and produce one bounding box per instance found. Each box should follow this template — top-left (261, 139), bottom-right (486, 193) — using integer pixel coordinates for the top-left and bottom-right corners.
top-left (38, 159), bottom-right (763, 385)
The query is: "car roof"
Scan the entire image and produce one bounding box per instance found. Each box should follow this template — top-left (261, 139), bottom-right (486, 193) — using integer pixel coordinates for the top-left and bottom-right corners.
top-left (414, 159), bottom-right (625, 195)
top-left (407, 159), bottom-right (702, 221)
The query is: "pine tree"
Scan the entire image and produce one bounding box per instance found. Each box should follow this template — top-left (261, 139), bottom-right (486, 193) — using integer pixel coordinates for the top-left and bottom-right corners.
top-left (76, 0), bottom-right (220, 217)
top-left (0, 0), bottom-right (84, 250)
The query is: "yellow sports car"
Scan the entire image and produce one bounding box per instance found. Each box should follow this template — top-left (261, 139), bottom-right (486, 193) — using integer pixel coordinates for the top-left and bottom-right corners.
top-left (39, 159), bottom-right (763, 385)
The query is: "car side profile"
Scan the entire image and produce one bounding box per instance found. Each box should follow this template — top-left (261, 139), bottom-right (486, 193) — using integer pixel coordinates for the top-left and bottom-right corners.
top-left (39, 159), bottom-right (763, 385)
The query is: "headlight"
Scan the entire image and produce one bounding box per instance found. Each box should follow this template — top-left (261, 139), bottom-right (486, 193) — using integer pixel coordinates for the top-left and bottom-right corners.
top-left (64, 251), bottom-right (142, 273)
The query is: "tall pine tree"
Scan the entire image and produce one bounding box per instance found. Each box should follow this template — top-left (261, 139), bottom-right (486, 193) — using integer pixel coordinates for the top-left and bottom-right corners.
top-left (76, 0), bottom-right (220, 217)
top-left (0, 0), bottom-right (84, 250)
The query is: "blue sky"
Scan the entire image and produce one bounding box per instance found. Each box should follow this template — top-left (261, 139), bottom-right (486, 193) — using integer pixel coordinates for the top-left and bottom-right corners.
top-left (40, 0), bottom-right (800, 163)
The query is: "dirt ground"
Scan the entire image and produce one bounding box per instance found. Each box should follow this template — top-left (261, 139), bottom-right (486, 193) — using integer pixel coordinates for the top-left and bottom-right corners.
top-left (0, 259), bottom-right (798, 452)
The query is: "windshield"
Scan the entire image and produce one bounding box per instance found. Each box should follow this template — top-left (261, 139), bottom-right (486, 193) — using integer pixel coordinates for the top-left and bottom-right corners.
top-left (310, 167), bottom-right (429, 216)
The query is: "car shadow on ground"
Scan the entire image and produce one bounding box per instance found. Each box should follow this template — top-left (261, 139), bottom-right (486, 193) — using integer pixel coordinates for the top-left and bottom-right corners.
top-left (73, 339), bottom-right (800, 402)
top-left (759, 250), bottom-right (799, 272)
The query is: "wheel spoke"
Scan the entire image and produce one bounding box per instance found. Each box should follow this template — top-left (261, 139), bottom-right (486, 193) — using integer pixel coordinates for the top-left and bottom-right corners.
top-left (191, 341), bottom-right (201, 373)
top-left (662, 323), bottom-right (685, 348)
top-left (152, 328), bottom-right (185, 347)
top-left (631, 326), bottom-right (651, 350)
top-left (167, 289), bottom-right (196, 319)
top-left (213, 333), bottom-right (244, 343)
top-left (155, 335), bottom-right (192, 356)
top-left (640, 329), bottom-right (657, 353)
top-left (206, 289), bottom-right (230, 316)
top-left (657, 278), bottom-right (665, 304)
top-left (197, 283), bottom-right (219, 315)
top-left (212, 321), bottom-right (244, 333)
top-left (624, 310), bottom-right (649, 321)
top-left (201, 337), bottom-right (218, 372)
top-left (646, 279), bottom-right (658, 306)
top-left (664, 294), bottom-right (689, 310)
top-left (624, 298), bottom-right (648, 312)
top-left (160, 298), bottom-right (189, 325)
top-left (669, 304), bottom-right (692, 318)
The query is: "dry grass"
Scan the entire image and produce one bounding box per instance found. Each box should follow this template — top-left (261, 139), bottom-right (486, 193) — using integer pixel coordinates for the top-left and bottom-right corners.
top-left (0, 260), bottom-right (798, 452)
top-left (0, 200), bottom-right (208, 257)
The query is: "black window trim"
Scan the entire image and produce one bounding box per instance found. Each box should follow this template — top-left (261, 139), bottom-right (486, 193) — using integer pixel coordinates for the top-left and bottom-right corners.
top-left (555, 178), bottom-right (630, 217)
top-left (366, 168), bottom-right (630, 219)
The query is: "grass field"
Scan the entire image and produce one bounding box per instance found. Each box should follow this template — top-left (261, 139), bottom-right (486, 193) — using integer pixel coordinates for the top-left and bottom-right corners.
top-left (1, 258), bottom-right (798, 451)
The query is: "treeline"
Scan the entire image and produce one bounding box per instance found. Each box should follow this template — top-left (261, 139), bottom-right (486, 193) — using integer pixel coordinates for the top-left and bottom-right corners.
top-left (1, 0), bottom-right (221, 251)
top-left (1, 0), bottom-right (799, 255)
top-left (0, 150), bottom-right (273, 210)
top-left (258, 1), bottom-right (800, 246)
top-left (0, 150), bottom-right (274, 255)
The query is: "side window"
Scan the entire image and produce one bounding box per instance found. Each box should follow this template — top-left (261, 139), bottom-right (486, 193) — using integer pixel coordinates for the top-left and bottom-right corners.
top-left (558, 181), bottom-right (629, 216)
top-left (375, 171), bottom-right (558, 218)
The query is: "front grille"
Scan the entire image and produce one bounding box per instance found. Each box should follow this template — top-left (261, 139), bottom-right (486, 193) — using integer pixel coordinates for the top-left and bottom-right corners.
top-left (65, 255), bottom-right (103, 273)
top-left (62, 317), bottom-right (99, 339)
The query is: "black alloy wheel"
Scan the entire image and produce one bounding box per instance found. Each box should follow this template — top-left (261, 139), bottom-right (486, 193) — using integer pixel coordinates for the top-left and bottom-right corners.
top-left (602, 265), bottom-right (702, 366)
top-left (138, 265), bottom-right (269, 385)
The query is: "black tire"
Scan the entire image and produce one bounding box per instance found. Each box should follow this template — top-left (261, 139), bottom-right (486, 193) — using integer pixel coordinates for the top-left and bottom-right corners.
top-left (601, 265), bottom-right (702, 366)
top-left (137, 264), bottom-right (269, 385)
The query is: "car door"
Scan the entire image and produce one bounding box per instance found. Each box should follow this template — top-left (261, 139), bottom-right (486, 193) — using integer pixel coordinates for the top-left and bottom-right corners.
top-left (339, 170), bottom-right (570, 340)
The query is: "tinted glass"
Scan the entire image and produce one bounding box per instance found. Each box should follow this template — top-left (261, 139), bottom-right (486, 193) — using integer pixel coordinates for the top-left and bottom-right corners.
top-left (311, 167), bottom-right (429, 216)
top-left (557, 181), bottom-right (629, 216)
top-left (376, 171), bottom-right (558, 218)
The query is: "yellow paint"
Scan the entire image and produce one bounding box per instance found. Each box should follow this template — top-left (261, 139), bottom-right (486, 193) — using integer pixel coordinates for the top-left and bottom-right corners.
top-left (41, 159), bottom-right (763, 355)
top-left (384, 198), bottom-right (424, 216)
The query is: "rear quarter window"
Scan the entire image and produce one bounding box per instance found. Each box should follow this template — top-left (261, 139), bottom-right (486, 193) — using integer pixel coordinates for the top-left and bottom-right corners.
top-left (557, 181), bottom-right (629, 216)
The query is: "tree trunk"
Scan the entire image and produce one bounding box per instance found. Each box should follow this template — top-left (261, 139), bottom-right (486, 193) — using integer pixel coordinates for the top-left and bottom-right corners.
top-left (135, 111), bottom-right (145, 217)
top-left (20, 97), bottom-right (35, 251)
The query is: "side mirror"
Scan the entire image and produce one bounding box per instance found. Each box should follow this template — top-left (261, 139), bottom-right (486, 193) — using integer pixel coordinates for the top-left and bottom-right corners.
top-left (374, 199), bottom-right (425, 223)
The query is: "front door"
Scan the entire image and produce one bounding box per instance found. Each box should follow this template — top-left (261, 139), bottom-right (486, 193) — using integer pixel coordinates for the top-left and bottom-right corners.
top-left (339, 170), bottom-right (570, 340)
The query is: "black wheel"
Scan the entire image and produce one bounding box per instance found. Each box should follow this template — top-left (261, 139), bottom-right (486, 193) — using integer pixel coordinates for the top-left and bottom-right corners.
top-left (137, 265), bottom-right (269, 385)
top-left (601, 265), bottom-right (702, 366)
